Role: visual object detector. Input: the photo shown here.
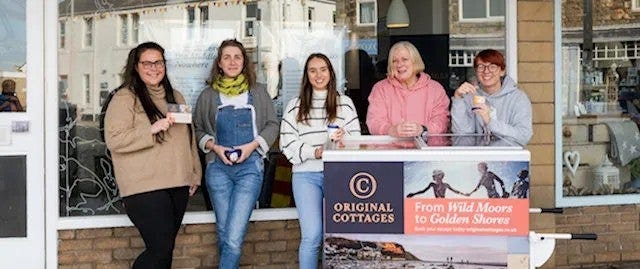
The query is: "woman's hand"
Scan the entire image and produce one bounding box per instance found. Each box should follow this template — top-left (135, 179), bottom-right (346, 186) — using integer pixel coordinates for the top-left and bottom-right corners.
top-left (314, 146), bottom-right (323, 159)
top-left (189, 185), bottom-right (198, 196)
top-left (150, 118), bottom-right (173, 134)
top-left (473, 103), bottom-right (491, 125)
top-left (388, 122), bottom-right (421, 137)
top-left (208, 142), bottom-right (234, 165)
top-left (453, 82), bottom-right (477, 99)
top-left (332, 128), bottom-right (346, 142)
top-left (234, 140), bottom-right (259, 163)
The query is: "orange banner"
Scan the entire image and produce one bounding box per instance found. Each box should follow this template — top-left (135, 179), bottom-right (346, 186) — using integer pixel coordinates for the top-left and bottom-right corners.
top-left (404, 198), bottom-right (529, 236)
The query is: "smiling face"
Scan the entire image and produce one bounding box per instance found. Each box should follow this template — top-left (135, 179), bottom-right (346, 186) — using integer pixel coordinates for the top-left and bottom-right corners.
top-left (475, 59), bottom-right (506, 93)
top-left (218, 45), bottom-right (244, 78)
top-left (391, 47), bottom-right (416, 84)
top-left (306, 57), bottom-right (330, 91)
top-left (135, 49), bottom-right (165, 87)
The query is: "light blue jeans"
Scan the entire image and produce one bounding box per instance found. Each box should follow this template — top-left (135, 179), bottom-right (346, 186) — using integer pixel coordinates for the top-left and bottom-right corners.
top-left (206, 153), bottom-right (264, 269)
top-left (292, 172), bottom-right (324, 269)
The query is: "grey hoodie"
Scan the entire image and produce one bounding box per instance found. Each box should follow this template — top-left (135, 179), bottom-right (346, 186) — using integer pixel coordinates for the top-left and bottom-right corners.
top-left (451, 75), bottom-right (532, 146)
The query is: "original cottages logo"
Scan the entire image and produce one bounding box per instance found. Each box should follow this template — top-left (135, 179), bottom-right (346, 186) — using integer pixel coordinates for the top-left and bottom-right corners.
top-left (331, 172), bottom-right (395, 224)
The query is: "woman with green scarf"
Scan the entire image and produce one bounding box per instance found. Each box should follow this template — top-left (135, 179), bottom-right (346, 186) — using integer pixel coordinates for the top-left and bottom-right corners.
top-left (193, 39), bottom-right (279, 268)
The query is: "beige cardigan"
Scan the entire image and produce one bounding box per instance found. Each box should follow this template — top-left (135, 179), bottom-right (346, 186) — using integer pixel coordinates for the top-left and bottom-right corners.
top-left (105, 86), bottom-right (201, 197)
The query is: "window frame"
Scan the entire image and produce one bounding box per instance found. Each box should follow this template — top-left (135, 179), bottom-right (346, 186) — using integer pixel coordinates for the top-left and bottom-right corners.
top-left (356, 0), bottom-right (376, 26)
top-left (58, 20), bottom-right (65, 49)
top-left (633, 0), bottom-right (640, 12)
top-left (458, 0), bottom-right (504, 22)
top-left (118, 14), bottom-right (129, 46)
top-left (83, 17), bottom-right (93, 48)
top-left (553, 0), bottom-right (640, 207)
top-left (243, 2), bottom-right (258, 38)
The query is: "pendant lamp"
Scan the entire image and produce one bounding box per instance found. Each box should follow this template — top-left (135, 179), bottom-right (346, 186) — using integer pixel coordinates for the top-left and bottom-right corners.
top-left (386, 0), bottom-right (409, 28)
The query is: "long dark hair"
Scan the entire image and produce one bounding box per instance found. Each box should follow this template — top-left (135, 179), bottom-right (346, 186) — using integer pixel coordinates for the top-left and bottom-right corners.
top-left (121, 41), bottom-right (177, 143)
top-left (208, 39), bottom-right (256, 88)
top-left (296, 53), bottom-right (338, 124)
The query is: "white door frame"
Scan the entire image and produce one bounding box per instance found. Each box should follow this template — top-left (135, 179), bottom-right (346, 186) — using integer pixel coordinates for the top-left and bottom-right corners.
top-left (44, 0), bottom-right (59, 268)
top-left (0, 0), bottom-right (45, 268)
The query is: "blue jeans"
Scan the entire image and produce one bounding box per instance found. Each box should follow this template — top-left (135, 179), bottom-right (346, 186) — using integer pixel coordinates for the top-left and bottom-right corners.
top-left (206, 153), bottom-right (264, 269)
top-left (292, 172), bottom-right (324, 269)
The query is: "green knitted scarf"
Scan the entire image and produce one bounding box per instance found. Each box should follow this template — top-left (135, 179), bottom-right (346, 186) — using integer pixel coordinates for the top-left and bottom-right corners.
top-left (213, 74), bottom-right (249, 96)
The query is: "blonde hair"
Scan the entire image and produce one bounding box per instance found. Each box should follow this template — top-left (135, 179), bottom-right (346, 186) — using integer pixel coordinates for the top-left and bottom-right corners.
top-left (387, 41), bottom-right (425, 79)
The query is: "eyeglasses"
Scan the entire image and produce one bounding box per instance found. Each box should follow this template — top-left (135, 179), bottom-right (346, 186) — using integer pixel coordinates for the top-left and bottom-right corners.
top-left (138, 60), bottom-right (165, 70)
top-left (476, 64), bottom-right (499, 73)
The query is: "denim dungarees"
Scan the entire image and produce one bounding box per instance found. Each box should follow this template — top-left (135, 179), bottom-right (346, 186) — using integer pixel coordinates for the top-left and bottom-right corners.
top-left (205, 92), bottom-right (264, 269)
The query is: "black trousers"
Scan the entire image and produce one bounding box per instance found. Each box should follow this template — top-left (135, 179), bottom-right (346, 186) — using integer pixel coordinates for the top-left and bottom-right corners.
top-left (123, 186), bottom-right (189, 269)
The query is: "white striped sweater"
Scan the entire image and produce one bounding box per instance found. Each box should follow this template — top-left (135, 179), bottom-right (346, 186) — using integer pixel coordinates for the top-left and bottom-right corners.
top-left (279, 90), bottom-right (361, 172)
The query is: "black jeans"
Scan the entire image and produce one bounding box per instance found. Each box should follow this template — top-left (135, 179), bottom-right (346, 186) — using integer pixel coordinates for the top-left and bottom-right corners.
top-left (123, 186), bottom-right (189, 269)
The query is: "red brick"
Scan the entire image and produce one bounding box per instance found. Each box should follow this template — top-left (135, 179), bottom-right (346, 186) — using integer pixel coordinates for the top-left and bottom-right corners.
top-left (113, 248), bottom-right (142, 260)
top-left (175, 234), bottom-right (200, 245)
top-left (201, 232), bottom-right (217, 244)
top-left (62, 250), bottom-right (112, 263)
top-left (245, 230), bottom-right (270, 241)
top-left (580, 206), bottom-right (610, 214)
top-left (255, 240), bottom-right (286, 253)
top-left (580, 242), bottom-right (606, 254)
top-left (185, 223), bottom-right (215, 233)
top-left (58, 230), bottom-right (75, 239)
top-left (96, 262), bottom-right (130, 269)
top-left (270, 251), bottom-right (298, 263)
top-left (202, 254), bottom-right (219, 267)
top-left (59, 264), bottom-right (92, 269)
top-left (76, 229), bottom-right (113, 239)
top-left (113, 227), bottom-right (139, 237)
top-left (172, 256), bottom-right (201, 268)
top-left (610, 222), bottom-right (636, 232)
top-left (94, 237), bottom-right (129, 249)
top-left (239, 253), bottom-right (270, 265)
top-left (566, 215), bottom-right (594, 225)
top-left (622, 251), bottom-right (640, 261)
top-left (594, 252), bottom-right (621, 263)
top-left (270, 229), bottom-right (300, 240)
top-left (594, 213), bottom-right (620, 224)
top-left (567, 254), bottom-right (594, 264)
top-left (58, 239), bottom-right (93, 251)
top-left (183, 244), bottom-right (216, 256)
top-left (130, 237), bottom-right (144, 248)
top-left (610, 205), bottom-right (637, 213)
top-left (254, 221), bottom-right (286, 230)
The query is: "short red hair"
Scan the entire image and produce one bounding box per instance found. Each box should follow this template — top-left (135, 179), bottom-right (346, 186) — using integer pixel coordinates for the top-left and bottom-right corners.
top-left (474, 49), bottom-right (505, 71)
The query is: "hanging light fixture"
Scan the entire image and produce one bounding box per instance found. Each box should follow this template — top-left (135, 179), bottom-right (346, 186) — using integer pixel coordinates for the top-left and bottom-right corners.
top-left (386, 0), bottom-right (409, 28)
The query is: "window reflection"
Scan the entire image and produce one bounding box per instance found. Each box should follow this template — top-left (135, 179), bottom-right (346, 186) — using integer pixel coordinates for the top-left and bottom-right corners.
top-left (560, 1), bottom-right (640, 198)
top-left (57, 0), bottom-right (506, 216)
top-left (0, 0), bottom-right (26, 112)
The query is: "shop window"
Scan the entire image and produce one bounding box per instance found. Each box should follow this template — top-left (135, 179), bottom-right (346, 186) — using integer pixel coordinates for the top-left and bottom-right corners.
top-left (186, 6), bottom-right (195, 25)
top-left (357, 0), bottom-right (376, 25)
top-left (459, 0), bottom-right (504, 21)
top-left (132, 13), bottom-right (139, 44)
top-left (308, 7), bottom-right (314, 30)
top-left (83, 17), bottom-right (93, 48)
top-left (244, 2), bottom-right (258, 37)
top-left (556, 1), bottom-right (640, 207)
top-left (200, 5), bottom-right (209, 25)
top-left (56, 0), bottom-right (511, 223)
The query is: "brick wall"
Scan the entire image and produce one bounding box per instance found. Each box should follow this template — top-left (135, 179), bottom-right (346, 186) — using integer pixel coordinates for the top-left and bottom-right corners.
top-left (58, 220), bottom-right (301, 269)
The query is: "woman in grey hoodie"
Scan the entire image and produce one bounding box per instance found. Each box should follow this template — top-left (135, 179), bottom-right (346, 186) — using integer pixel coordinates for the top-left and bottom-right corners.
top-left (451, 49), bottom-right (532, 146)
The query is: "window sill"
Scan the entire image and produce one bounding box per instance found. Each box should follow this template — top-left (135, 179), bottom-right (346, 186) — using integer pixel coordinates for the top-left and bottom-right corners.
top-left (58, 207), bottom-right (299, 230)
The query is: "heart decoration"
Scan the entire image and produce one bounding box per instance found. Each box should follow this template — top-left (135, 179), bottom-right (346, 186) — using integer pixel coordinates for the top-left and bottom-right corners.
top-left (563, 151), bottom-right (580, 177)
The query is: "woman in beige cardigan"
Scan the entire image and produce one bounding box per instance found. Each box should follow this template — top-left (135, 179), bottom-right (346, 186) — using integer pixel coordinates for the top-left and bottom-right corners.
top-left (104, 42), bottom-right (201, 269)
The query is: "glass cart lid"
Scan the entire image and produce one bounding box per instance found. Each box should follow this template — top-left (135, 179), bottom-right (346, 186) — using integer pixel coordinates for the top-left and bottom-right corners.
top-left (326, 133), bottom-right (522, 151)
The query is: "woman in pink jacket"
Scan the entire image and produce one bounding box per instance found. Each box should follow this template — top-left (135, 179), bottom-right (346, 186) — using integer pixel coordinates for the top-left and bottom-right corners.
top-left (366, 41), bottom-right (450, 138)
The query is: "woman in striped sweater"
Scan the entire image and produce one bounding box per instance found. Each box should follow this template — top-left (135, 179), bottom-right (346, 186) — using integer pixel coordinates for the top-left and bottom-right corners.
top-left (280, 53), bottom-right (360, 269)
